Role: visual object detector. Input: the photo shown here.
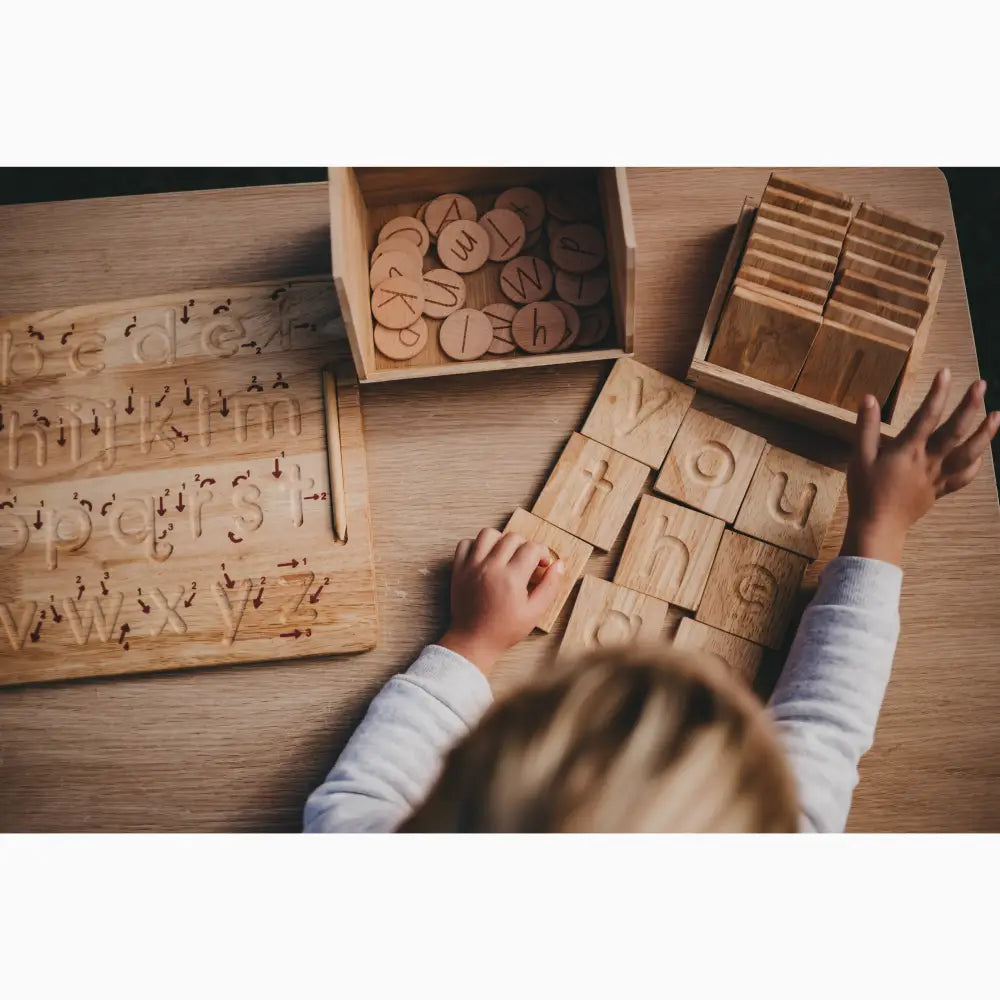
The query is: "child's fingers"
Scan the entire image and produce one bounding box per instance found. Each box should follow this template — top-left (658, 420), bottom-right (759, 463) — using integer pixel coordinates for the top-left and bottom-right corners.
top-left (854, 394), bottom-right (881, 466)
top-left (508, 540), bottom-right (551, 582)
top-left (900, 368), bottom-right (952, 445)
top-left (940, 455), bottom-right (983, 496)
top-left (470, 527), bottom-right (502, 563)
top-left (527, 558), bottom-right (565, 614)
top-left (489, 531), bottom-right (527, 565)
top-left (941, 410), bottom-right (1000, 478)
top-left (928, 379), bottom-right (986, 455)
top-left (454, 538), bottom-right (472, 567)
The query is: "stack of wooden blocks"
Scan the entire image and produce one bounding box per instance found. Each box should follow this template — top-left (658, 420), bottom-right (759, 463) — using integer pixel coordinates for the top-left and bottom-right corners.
top-left (503, 357), bottom-right (844, 686)
top-left (709, 173), bottom-right (944, 413)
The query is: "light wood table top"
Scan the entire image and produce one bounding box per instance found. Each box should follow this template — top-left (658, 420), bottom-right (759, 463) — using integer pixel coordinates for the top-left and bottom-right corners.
top-left (1, 169), bottom-right (997, 832)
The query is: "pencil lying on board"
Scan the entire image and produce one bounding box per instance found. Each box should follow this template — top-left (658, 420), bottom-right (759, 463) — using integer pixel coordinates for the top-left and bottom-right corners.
top-left (321, 366), bottom-right (349, 543)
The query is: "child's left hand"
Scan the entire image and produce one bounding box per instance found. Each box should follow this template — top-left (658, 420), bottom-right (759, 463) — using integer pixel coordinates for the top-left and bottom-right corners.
top-left (439, 528), bottom-right (564, 675)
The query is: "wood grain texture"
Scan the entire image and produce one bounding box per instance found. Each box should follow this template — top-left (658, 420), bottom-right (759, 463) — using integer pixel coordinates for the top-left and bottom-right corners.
top-left (0, 169), bottom-right (996, 833)
top-left (532, 432), bottom-right (649, 550)
top-left (844, 233), bottom-right (934, 279)
top-left (739, 247), bottom-right (834, 291)
top-left (835, 270), bottom-right (929, 318)
top-left (653, 408), bottom-right (767, 522)
top-left (829, 285), bottom-right (922, 329)
top-left (745, 233), bottom-right (838, 273)
top-left (503, 507), bottom-right (593, 633)
top-left (696, 530), bottom-right (808, 649)
top-left (613, 495), bottom-right (725, 610)
top-left (672, 617), bottom-right (763, 685)
top-left (0, 279), bottom-right (377, 686)
top-left (733, 444), bottom-right (845, 558)
top-left (794, 321), bottom-right (911, 411)
top-left (760, 187), bottom-right (852, 228)
top-left (733, 268), bottom-right (827, 309)
top-left (749, 214), bottom-right (844, 257)
top-left (856, 202), bottom-right (944, 247)
top-left (847, 217), bottom-right (939, 262)
top-left (766, 173), bottom-right (854, 211)
top-left (579, 357), bottom-right (694, 467)
top-left (837, 251), bottom-right (931, 295)
top-left (559, 575), bottom-right (672, 660)
top-left (756, 201), bottom-right (848, 239)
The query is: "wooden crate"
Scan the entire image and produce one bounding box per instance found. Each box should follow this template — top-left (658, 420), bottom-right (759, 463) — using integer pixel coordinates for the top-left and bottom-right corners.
top-left (687, 197), bottom-right (946, 442)
top-left (328, 167), bottom-right (635, 382)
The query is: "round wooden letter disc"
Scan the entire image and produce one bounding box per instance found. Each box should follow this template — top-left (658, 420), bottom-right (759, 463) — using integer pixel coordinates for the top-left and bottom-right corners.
top-left (554, 267), bottom-right (609, 306)
top-left (422, 268), bottom-right (467, 319)
top-left (499, 256), bottom-right (553, 304)
top-left (370, 249), bottom-right (422, 289)
top-left (371, 236), bottom-right (424, 272)
top-left (479, 208), bottom-right (527, 262)
top-left (378, 216), bottom-right (430, 256)
top-left (482, 302), bottom-right (518, 355)
top-left (371, 276), bottom-right (425, 329)
top-left (495, 187), bottom-right (546, 232)
top-left (424, 193), bottom-right (478, 239)
top-left (550, 223), bottom-right (606, 273)
top-left (374, 317), bottom-right (428, 360)
top-left (511, 302), bottom-right (566, 354)
top-left (436, 220), bottom-right (491, 273)
top-left (439, 308), bottom-right (493, 361)
top-left (551, 300), bottom-right (581, 350)
top-left (576, 305), bottom-right (612, 347)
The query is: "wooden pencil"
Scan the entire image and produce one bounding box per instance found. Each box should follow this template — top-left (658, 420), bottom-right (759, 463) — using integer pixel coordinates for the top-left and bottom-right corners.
top-left (321, 366), bottom-right (349, 543)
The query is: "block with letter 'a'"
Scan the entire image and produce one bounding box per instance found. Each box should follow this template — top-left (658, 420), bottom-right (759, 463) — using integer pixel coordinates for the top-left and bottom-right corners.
top-left (733, 444), bottom-right (845, 559)
top-left (613, 495), bottom-right (725, 611)
top-left (696, 530), bottom-right (808, 649)
top-left (533, 432), bottom-right (649, 550)
top-left (580, 357), bottom-right (695, 467)
top-left (559, 576), bottom-right (674, 660)
top-left (672, 617), bottom-right (764, 686)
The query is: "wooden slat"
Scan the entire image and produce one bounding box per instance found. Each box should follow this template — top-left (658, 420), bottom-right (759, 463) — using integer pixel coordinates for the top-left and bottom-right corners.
top-left (856, 202), bottom-right (945, 247)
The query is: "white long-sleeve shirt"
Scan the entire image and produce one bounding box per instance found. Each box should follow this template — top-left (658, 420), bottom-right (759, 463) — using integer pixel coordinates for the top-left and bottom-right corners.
top-left (303, 556), bottom-right (902, 833)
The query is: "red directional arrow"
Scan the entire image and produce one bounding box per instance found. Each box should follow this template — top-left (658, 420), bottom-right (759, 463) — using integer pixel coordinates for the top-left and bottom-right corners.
top-left (223, 572), bottom-right (235, 589)
top-left (308, 584), bottom-right (324, 605)
top-left (305, 493), bottom-right (320, 501)
top-left (125, 394), bottom-right (134, 415)
top-left (272, 458), bottom-right (282, 479)
top-left (138, 599), bottom-right (150, 614)
top-left (183, 384), bottom-right (192, 406)
top-left (57, 423), bottom-right (66, 446)
top-left (49, 603), bottom-right (63, 623)
top-left (252, 586), bottom-right (264, 609)
top-left (277, 559), bottom-right (299, 569)
top-left (220, 397), bottom-right (230, 417)
top-left (176, 493), bottom-right (186, 512)
top-left (157, 497), bottom-right (166, 516)
top-left (118, 623), bottom-right (131, 645)
top-left (183, 591), bottom-right (196, 608)
top-left (280, 629), bottom-right (304, 639)
top-left (34, 510), bottom-right (42, 530)
top-left (30, 619), bottom-right (42, 643)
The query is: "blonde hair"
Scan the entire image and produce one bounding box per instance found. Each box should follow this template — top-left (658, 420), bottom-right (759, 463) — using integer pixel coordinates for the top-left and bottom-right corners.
top-left (402, 645), bottom-right (798, 833)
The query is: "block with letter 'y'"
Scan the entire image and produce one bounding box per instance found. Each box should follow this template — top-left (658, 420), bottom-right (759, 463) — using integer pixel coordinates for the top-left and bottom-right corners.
top-left (696, 530), bottom-right (808, 649)
top-left (559, 576), bottom-right (674, 660)
top-left (533, 432), bottom-right (649, 550)
top-left (580, 357), bottom-right (695, 467)
top-left (614, 495), bottom-right (725, 611)
top-left (733, 444), bottom-right (845, 559)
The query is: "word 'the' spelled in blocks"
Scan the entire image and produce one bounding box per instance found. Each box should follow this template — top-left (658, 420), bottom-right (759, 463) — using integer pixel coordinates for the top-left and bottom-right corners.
top-left (614, 495), bottom-right (725, 611)
top-left (672, 617), bottom-right (764, 686)
top-left (533, 432), bottom-right (649, 550)
top-left (733, 444), bottom-right (845, 559)
top-left (654, 409), bottom-right (766, 523)
top-left (580, 357), bottom-right (695, 468)
top-left (696, 530), bottom-right (808, 649)
top-left (502, 507), bottom-right (593, 633)
top-left (560, 575), bottom-right (674, 659)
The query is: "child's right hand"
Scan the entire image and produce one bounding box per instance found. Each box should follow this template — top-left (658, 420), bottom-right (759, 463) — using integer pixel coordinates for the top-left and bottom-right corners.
top-left (842, 368), bottom-right (1000, 566)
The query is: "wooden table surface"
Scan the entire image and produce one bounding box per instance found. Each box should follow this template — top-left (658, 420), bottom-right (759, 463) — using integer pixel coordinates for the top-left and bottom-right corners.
top-left (1, 169), bottom-right (998, 832)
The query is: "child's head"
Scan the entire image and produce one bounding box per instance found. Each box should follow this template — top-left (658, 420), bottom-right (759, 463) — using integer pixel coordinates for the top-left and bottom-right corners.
top-left (403, 645), bottom-right (798, 832)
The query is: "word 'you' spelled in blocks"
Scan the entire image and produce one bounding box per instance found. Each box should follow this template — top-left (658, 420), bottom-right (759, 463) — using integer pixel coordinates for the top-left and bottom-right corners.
top-left (614, 495), bottom-right (725, 611)
top-left (560, 576), bottom-right (674, 659)
top-left (654, 408), bottom-right (767, 523)
top-left (502, 507), bottom-right (593, 633)
top-left (696, 530), bottom-right (808, 649)
top-left (734, 444), bottom-right (845, 559)
top-left (533, 432), bottom-right (649, 550)
top-left (580, 357), bottom-right (695, 468)
top-left (672, 617), bottom-right (764, 686)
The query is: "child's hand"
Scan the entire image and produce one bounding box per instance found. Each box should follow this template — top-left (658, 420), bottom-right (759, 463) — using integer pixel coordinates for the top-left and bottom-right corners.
top-left (842, 368), bottom-right (1000, 566)
top-left (439, 527), bottom-right (564, 674)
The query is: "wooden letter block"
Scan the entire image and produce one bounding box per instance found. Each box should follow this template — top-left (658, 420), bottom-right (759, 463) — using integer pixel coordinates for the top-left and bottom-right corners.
top-left (654, 409), bottom-right (766, 523)
top-left (844, 234), bottom-right (934, 279)
top-left (745, 233), bottom-right (838, 274)
top-left (533, 432), bottom-right (649, 550)
top-left (855, 203), bottom-right (944, 248)
top-left (766, 173), bottom-right (853, 211)
top-left (760, 187), bottom-right (851, 229)
top-left (673, 617), bottom-right (764, 685)
top-left (733, 445), bottom-right (845, 558)
top-left (829, 286), bottom-right (922, 329)
top-left (756, 201), bottom-right (848, 240)
top-left (503, 508), bottom-right (593, 633)
top-left (837, 251), bottom-right (931, 296)
top-left (560, 576), bottom-right (672, 659)
top-left (794, 321), bottom-right (910, 411)
top-left (580, 357), bottom-right (695, 468)
top-left (708, 285), bottom-right (822, 389)
top-left (733, 268), bottom-right (826, 310)
top-left (614, 495), bottom-right (725, 610)
top-left (836, 270), bottom-right (929, 318)
top-left (847, 218), bottom-right (938, 263)
top-left (696, 531), bottom-right (808, 649)
top-left (750, 213), bottom-right (844, 258)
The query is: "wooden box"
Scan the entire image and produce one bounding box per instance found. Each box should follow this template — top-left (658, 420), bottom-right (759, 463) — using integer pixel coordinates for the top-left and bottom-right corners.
top-left (687, 197), bottom-right (946, 442)
top-left (328, 167), bottom-right (635, 383)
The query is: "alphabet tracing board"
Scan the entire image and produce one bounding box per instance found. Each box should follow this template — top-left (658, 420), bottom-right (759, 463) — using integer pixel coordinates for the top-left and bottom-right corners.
top-left (0, 277), bottom-right (378, 686)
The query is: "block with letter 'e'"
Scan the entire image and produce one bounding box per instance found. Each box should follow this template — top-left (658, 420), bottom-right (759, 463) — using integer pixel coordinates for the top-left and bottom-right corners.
top-left (733, 444), bottom-right (845, 559)
top-left (696, 530), bottom-right (808, 649)
top-left (613, 495), bottom-right (725, 611)
top-left (653, 408), bottom-right (766, 523)
top-left (580, 357), bottom-right (695, 467)
top-left (533, 432), bottom-right (648, 550)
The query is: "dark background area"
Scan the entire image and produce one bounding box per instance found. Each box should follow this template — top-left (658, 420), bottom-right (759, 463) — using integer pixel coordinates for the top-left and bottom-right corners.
top-left (1, 167), bottom-right (996, 459)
